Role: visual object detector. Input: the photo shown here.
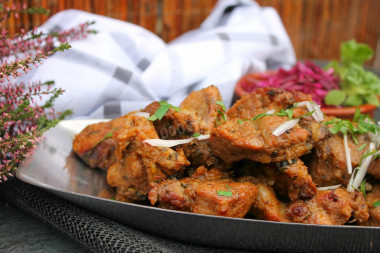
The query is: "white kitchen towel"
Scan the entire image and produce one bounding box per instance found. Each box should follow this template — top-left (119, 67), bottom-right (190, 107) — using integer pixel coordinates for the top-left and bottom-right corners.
top-left (18, 0), bottom-right (295, 119)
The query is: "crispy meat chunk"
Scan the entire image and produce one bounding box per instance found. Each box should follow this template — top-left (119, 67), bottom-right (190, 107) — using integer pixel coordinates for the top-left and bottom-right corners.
top-left (286, 188), bottom-right (369, 225)
top-left (368, 158), bottom-right (380, 180)
top-left (107, 115), bottom-right (190, 202)
top-left (73, 116), bottom-right (126, 170)
top-left (227, 87), bottom-right (311, 120)
top-left (276, 159), bottom-right (317, 201)
top-left (148, 167), bottom-right (257, 218)
top-left (143, 85), bottom-right (224, 139)
top-left (309, 134), bottom-right (369, 187)
top-left (238, 176), bottom-right (289, 222)
top-left (209, 111), bottom-right (329, 164)
top-left (360, 185), bottom-right (380, 227)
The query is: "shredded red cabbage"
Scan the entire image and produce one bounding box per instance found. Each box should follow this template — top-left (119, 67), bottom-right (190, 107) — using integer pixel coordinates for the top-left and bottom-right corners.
top-left (242, 61), bottom-right (340, 105)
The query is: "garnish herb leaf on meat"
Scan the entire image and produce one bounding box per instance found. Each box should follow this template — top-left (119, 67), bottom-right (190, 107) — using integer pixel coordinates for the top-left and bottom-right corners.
top-left (148, 101), bottom-right (180, 121)
top-left (217, 190), bottom-right (232, 197)
top-left (216, 101), bottom-right (227, 121)
top-left (373, 200), bottom-right (380, 207)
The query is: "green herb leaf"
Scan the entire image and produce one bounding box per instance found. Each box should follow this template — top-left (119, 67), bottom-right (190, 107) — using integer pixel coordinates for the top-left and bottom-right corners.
top-left (193, 133), bottom-right (201, 137)
top-left (360, 150), bottom-right (378, 165)
top-left (225, 185), bottom-right (232, 189)
top-left (360, 178), bottom-right (367, 198)
top-left (149, 101), bottom-right (180, 121)
top-left (325, 89), bottom-right (346, 106)
top-left (217, 190), bottom-right (232, 197)
top-left (276, 108), bottom-right (294, 119)
top-left (218, 109), bottom-right (227, 121)
top-left (373, 200), bottom-right (380, 207)
top-left (251, 113), bottom-right (272, 121)
top-left (216, 101), bottom-right (226, 112)
top-left (358, 143), bottom-right (367, 151)
top-left (341, 39), bottom-right (373, 66)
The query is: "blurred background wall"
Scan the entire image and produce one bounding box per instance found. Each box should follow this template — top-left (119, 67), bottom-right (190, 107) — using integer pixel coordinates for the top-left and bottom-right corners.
top-left (6, 0), bottom-right (380, 69)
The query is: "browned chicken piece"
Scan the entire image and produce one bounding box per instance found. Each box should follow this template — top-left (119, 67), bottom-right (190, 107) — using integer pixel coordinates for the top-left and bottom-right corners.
top-left (359, 185), bottom-right (380, 227)
top-left (367, 158), bottom-right (380, 180)
top-left (143, 85), bottom-right (225, 139)
top-left (309, 133), bottom-right (369, 187)
top-left (107, 114), bottom-right (190, 202)
top-left (286, 188), bottom-right (369, 225)
top-left (144, 85), bottom-right (227, 169)
top-left (209, 109), bottom-right (329, 164)
top-left (189, 165), bottom-right (230, 181)
top-left (181, 139), bottom-right (230, 170)
top-left (227, 87), bottom-right (312, 120)
top-left (148, 167), bottom-right (257, 218)
top-left (238, 176), bottom-right (289, 222)
top-left (73, 116), bottom-right (127, 170)
top-left (276, 159), bottom-right (317, 201)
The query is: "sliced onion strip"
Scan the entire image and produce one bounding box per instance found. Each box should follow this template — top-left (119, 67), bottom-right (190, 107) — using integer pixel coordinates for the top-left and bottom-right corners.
top-left (347, 142), bottom-right (376, 192)
top-left (272, 119), bottom-right (299, 136)
top-left (143, 135), bottom-right (210, 147)
top-left (265, 109), bottom-right (275, 114)
top-left (132, 112), bottom-right (150, 119)
top-left (343, 134), bottom-right (352, 174)
top-left (295, 101), bottom-right (324, 122)
top-left (317, 184), bottom-right (341, 191)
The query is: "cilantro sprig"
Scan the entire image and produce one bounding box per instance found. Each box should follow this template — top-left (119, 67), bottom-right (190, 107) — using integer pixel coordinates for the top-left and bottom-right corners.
top-left (250, 107), bottom-right (315, 122)
top-left (373, 200), bottom-right (380, 207)
top-left (324, 109), bottom-right (380, 144)
top-left (148, 101), bottom-right (180, 121)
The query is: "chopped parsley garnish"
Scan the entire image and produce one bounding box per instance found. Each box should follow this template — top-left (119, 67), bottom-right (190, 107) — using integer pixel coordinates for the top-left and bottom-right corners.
top-left (251, 107), bottom-right (315, 122)
top-left (373, 200), bottom-right (380, 207)
top-left (324, 109), bottom-right (380, 145)
top-left (360, 150), bottom-right (378, 165)
top-left (276, 108), bottom-right (294, 119)
top-left (90, 129), bottom-right (115, 152)
top-left (216, 101), bottom-right (226, 112)
top-left (360, 179), bottom-right (367, 198)
top-left (148, 101), bottom-right (180, 121)
top-left (251, 113), bottom-right (272, 121)
top-left (216, 101), bottom-right (227, 121)
top-left (217, 190), bottom-right (232, 197)
top-left (358, 143), bottom-right (367, 151)
top-left (225, 184), bottom-right (232, 189)
top-left (193, 133), bottom-right (201, 137)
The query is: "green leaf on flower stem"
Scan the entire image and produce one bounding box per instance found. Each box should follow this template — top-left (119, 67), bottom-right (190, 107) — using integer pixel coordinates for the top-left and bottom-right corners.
top-left (325, 89), bottom-right (346, 106)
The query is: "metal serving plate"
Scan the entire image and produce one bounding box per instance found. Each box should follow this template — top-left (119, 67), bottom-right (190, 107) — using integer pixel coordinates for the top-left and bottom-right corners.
top-left (17, 120), bottom-right (380, 252)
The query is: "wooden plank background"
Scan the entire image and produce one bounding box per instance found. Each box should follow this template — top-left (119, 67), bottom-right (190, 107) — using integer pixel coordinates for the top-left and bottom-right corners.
top-left (4, 0), bottom-right (380, 68)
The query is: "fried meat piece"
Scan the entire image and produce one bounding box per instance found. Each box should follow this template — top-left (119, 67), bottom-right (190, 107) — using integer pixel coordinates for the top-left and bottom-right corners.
top-left (209, 111), bottom-right (329, 164)
top-left (238, 176), bottom-right (289, 222)
top-left (276, 159), bottom-right (317, 201)
top-left (309, 134), bottom-right (369, 186)
top-left (143, 85), bottom-right (224, 139)
top-left (359, 185), bottom-right (380, 227)
top-left (73, 116), bottom-right (126, 170)
top-left (368, 158), bottom-right (380, 180)
top-left (144, 85), bottom-right (226, 169)
top-left (286, 188), bottom-right (369, 225)
top-left (148, 167), bottom-right (257, 218)
top-left (227, 87), bottom-right (311, 120)
top-left (107, 115), bottom-right (190, 202)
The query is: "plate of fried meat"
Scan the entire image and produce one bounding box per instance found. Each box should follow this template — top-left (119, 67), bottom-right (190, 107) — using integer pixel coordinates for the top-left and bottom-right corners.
top-left (17, 86), bottom-right (380, 252)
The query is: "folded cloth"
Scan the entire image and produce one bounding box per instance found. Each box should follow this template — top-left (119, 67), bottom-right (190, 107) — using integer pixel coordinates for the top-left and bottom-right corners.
top-left (19, 0), bottom-right (295, 119)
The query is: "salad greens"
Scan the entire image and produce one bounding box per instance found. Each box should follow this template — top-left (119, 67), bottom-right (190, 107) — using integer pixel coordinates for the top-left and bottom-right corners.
top-left (324, 39), bottom-right (380, 107)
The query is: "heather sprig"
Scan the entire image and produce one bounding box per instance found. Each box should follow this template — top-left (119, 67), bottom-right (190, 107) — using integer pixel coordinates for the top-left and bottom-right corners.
top-left (0, 2), bottom-right (95, 181)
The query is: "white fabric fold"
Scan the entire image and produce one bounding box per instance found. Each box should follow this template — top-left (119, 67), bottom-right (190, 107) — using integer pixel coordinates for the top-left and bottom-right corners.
top-left (17, 0), bottom-right (295, 119)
